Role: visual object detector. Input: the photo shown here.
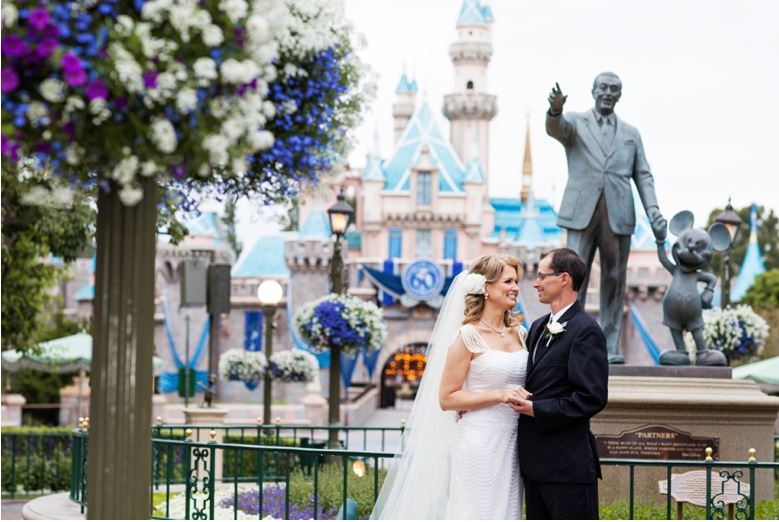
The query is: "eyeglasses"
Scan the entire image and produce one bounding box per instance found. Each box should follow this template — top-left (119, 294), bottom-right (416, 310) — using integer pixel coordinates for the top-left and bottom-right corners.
top-left (535, 271), bottom-right (564, 281)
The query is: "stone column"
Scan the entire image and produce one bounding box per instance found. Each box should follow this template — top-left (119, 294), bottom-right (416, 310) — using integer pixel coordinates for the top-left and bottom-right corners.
top-left (1, 394), bottom-right (26, 427)
top-left (87, 180), bottom-right (157, 519)
top-left (183, 408), bottom-right (229, 482)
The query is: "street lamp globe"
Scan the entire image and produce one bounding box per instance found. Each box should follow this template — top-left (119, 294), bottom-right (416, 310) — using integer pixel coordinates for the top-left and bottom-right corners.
top-left (715, 199), bottom-right (743, 244)
top-left (327, 190), bottom-right (354, 238)
top-left (257, 280), bottom-right (283, 306)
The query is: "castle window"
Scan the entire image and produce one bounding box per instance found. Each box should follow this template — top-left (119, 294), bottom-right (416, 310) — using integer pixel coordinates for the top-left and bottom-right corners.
top-left (466, 80), bottom-right (474, 90)
top-left (416, 229), bottom-right (432, 259)
top-left (389, 227), bottom-right (402, 258)
top-left (417, 171), bottom-right (432, 206)
top-left (444, 228), bottom-right (458, 260)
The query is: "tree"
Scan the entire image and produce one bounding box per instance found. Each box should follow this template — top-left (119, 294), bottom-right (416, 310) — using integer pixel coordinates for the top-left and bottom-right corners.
top-left (742, 269), bottom-right (779, 310)
top-left (1, 161), bottom-right (95, 353)
top-left (223, 195), bottom-right (243, 259)
top-left (706, 205), bottom-right (779, 276)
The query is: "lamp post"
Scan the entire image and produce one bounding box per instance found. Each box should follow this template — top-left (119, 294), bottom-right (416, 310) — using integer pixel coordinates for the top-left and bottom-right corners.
top-left (326, 189), bottom-right (354, 448)
top-left (715, 199), bottom-right (743, 309)
top-left (257, 280), bottom-right (283, 425)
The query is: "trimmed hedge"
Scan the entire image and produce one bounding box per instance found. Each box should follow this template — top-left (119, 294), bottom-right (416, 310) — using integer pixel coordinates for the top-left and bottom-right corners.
top-left (1, 428), bottom-right (73, 496)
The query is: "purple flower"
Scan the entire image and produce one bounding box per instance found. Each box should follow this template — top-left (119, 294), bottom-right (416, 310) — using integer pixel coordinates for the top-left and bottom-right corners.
top-left (170, 164), bottom-right (186, 180)
top-left (85, 79), bottom-right (108, 100)
top-left (113, 97), bottom-right (127, 110)
top-left (1, 68), bottom-right (19, 93)
top-left (64, 67), bottom-right (87, 86)
top-left (2, 35), bottom-right (28, 57)
top-left (142, 70), bottom-right (158, 89)
top-left (61, 52), bottom-right (82, 72)
top-left (36, 38), bottom-right (58, 59)
top-left (29, 6), bottom-right (51, 31)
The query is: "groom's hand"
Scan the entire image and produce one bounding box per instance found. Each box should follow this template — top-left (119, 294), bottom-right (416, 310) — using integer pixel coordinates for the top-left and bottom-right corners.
top-left (509, 398), bottom-right (534, 417)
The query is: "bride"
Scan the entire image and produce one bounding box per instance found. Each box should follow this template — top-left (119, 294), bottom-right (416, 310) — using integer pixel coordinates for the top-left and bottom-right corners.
top-left (371, 254), bottom-right (530, 519)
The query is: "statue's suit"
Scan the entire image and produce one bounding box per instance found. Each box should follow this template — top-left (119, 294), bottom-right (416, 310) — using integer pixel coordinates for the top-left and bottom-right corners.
top-left (546, 109), bottom-right (661, 356)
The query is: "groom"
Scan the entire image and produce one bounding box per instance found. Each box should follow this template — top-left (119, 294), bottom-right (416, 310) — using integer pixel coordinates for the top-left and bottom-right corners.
top-left (510, 248), bottom-right (609, 519)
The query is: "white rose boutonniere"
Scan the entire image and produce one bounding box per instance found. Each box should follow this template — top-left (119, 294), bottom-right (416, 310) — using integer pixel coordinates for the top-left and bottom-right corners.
top-left (463, 273), bottom-right (487, 296)
top-left (544, 320), bottom-right (567, 347)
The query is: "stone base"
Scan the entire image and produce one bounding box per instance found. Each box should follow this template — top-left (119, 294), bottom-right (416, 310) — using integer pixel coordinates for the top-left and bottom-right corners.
top-left (21, 492), bottom-right (84, 520)
top-left (1, 394), bottom-right (26, 427)
top-left (592, 374), bottom-right (779, 505)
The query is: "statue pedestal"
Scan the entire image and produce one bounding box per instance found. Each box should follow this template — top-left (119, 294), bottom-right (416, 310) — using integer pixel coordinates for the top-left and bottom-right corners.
top-left (592, 368), bottom-right (779, 505)
top-left (59, 374), bottom-right (90, 426)
top-left (183, 408), bottom-right (229, 483)
top-left (1, 394), bottom-right (26, 426)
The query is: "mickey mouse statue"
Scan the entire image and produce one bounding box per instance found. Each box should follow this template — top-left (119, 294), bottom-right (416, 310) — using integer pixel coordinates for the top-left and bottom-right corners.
top-left (657, 210), bottom-right (732, 366)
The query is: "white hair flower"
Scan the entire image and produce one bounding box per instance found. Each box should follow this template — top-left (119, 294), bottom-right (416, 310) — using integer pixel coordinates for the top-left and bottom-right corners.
top-left (463, 273), bottom-right (487, 296)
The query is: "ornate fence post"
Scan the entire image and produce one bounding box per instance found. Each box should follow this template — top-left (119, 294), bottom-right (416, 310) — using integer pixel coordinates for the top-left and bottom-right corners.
top-left (87, 180), bottom-right (158, 519)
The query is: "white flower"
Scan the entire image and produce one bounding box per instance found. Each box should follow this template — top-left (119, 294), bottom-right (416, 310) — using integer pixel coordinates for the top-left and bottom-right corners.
top-left (220, 0), bottom-right (248, 23)
top-left (232, 157), bottom-right (248, 175)
top-left (202, 24), bottom-right (224, 47)
top-left (463, 273), bottom-right (487, 296)
top-left (193, 57), bottom-right (218, 84)
top-left (262, 100), bottom-right (276, 118)
top-left (140, 161), bottom-right (158, 177)
top-left (115, 14), bottom-right (134, 34)
top-left (20, 186), bottom-right (50, 206)
top-left (248, 130), bottom-right (274, 151)
top-left (545, 321), bottom-right (566, 336)
top-left (65, 144), bottom-right (84, 166)
top-left (64, 96), bottom-right (86, 115)
top-left (89, 98), bottom-right (111, 125)
top-left (220, 59), bottom-right (259, 84)
top-left (219, 348), bottom-right (267, 381)
top-left (203, 134), bottom-right (230, 165)
top-left (40, 79), bottom-right (66, 103)
top-left (269, 350), bottom-right (318, 383)
top-left (175, 88), bottom-right (198, 114)
top-left (109, 43), bottom-right (144, 93)
top-left (26, 102), bottom-right (48, 127)
top-left (2, 2), bottom-right (18, 27)
top-left (246, 14), bottom-right (269, 42)
top-left (118, 185), bottom-right (143, 206)
top-left (111, 155), bottom-right (139, 184)
top-left (50, 186), bottom-right (75, 208)
top-left (150, 118), bottom-right (177, 153)
top-left (209, 97), bottom-right (229, 118)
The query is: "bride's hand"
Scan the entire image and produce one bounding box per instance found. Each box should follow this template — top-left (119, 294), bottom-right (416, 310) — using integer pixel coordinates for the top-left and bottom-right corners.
top-left (505, 386), bottom-right (532, 404)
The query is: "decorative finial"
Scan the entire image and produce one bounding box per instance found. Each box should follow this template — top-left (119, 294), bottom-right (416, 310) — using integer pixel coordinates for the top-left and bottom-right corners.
top-left (704, 447), bottom-right (713, 461)
top-left (400, 419), bottom-right (406, 428)
top-left (156, 416), bottom-right (163, 425)
top-left (257, 416), bottom-right (263, 425)
top-left (185, 429), bottom-right (193, 441)
top-left (209, 430), bottom-right (217, 442)
top-left (748, 448), bottom-right (757, 462)
top-left (275, 416), bottom-right (282, 425)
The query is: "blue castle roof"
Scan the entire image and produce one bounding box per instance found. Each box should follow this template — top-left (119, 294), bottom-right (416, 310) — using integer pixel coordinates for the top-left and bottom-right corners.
top-left (376, 102), bottom-right (468, 194)
top-left (731, 205), bottom-right (766, 302)
top-left (457, 0), bottom-right (494, 26)
top-left (489, 198), bottom-right (562, 247)
top-left (396, 74), bottom-right (418, 94)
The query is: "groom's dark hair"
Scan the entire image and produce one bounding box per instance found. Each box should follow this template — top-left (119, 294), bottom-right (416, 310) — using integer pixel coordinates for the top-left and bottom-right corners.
top-left (542, 248), bottom-right (587, 291)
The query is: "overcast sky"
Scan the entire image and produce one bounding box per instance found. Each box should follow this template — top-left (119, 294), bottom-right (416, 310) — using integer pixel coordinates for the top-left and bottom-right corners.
top-left (236, 0), bottom-right (779, 247)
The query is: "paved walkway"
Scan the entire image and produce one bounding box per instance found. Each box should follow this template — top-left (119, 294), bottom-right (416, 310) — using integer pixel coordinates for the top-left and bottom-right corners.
top-left (1, 500), bottom-right (26, 520)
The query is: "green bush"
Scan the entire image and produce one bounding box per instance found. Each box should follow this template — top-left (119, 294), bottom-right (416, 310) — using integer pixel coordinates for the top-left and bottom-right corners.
top-left (222, 434), bottom-right (299, 480)
top-left (1, 428), bottom-right (73, 496)
top-left (288, 462), bottom-right (388, 519)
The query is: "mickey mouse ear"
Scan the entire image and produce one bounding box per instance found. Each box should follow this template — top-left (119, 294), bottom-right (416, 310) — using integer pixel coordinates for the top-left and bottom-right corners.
top-left (709, 223), bottom-right (732, 252)
top-left (669, 210), bottom-right (694, 236)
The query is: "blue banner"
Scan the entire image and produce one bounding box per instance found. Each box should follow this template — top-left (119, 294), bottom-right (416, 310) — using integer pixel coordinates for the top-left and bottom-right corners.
top-left (244, 310), bottom-right (263, 352)
top-left (340, 352), bottom-right (359, 389)
top-left (362, 349), bottom-right (381, 380)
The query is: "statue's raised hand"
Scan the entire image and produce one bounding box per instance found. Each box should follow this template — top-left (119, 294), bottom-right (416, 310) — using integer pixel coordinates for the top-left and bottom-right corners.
top-left (548, 82), bottom-right (567, 114)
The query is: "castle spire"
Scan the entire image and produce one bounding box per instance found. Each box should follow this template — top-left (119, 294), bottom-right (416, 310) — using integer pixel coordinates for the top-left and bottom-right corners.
top-left (520, 117), bottom-right (533, 204)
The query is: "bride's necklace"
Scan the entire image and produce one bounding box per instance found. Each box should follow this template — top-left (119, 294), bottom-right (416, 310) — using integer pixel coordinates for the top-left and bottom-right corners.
top-left (480, 318), bottom-right (506, 337)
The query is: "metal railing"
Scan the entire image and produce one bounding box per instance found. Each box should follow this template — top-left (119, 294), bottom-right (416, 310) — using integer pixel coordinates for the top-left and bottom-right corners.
top-left (1, 429), bottom-right (72, 498)
top-left (67, 428), bottom-right (779, 520)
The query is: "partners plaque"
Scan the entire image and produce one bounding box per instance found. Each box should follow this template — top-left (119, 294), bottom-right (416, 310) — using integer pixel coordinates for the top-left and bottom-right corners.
top-left (596, 424), bottom-right (719, 460)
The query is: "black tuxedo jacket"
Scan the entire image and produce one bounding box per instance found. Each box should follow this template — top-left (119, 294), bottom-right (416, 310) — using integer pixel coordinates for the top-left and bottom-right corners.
top-left (517, 301), bottom-right (609, 484)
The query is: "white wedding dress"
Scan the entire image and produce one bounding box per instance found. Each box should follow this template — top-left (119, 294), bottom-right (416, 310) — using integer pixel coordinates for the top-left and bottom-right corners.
top-left (446, 324), bottom-right (528, 519)
top-left (371, 273), bottom-right (528, 520)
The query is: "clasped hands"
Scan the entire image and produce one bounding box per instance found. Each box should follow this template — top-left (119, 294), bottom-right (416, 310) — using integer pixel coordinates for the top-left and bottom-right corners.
top-left (503, 386), bottom-right (535, 417)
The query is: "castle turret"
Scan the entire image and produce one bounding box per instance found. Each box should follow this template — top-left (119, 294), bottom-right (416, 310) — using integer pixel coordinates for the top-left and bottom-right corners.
top-left (520, 118), bottom-right (533, 204)
top-left (443, 0), bottom-right (497, 184)
top-left (392, 73), bottom-right (417, 146)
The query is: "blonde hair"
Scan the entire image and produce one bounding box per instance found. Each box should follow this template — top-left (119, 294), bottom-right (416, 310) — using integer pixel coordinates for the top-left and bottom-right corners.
top-left (462, 254), bottom-right (523, 327)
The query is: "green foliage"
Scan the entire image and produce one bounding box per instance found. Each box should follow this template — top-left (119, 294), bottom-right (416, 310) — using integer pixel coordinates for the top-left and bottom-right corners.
top-left (1, 162), bottom-right (95, 353)
top-left (223, 196), bottom-right (242, 259)
top-left (1, 429), bottom-right (73, 496)
top-left (222, 434), bottom-right (300, 480)
top-left (288, 462), bottom-right (388, 519)
top-left (9, 370), bottom-right (77, 426)
top-left (742, 269), bottom-right (779, 310)
top-left (707, 205), bottom-right (779, 275)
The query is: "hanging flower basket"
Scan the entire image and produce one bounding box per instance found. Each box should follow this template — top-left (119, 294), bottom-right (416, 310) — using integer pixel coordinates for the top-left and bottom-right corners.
top-left (294, 293), bottom-right (387, 357)
top-left (1, 0), bottom-right (372, 208)
top-left (269, 349), bottom-right (318, 383)
top-left (218, 348), bottom-right (267, 384)
top-left (701, 305), bottom-right (769, 362)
